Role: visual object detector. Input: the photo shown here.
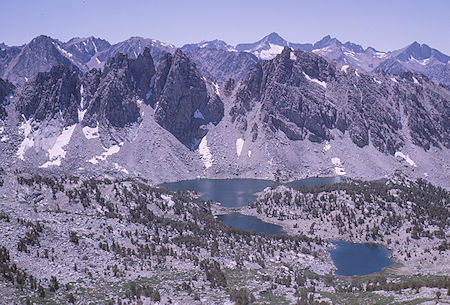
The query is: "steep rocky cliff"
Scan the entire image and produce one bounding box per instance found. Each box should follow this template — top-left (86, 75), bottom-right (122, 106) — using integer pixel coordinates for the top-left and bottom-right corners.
top-left (231, 47), bottom-right (449, 154)
top-left (150, 49), bottom-right (224, 149)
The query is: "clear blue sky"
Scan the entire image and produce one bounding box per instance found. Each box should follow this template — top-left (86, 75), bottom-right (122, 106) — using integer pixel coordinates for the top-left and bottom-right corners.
top-left (1, 0), bottom-right (449, 54)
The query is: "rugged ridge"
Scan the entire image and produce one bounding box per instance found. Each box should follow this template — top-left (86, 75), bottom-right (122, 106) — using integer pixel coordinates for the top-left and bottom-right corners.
top-left (181, 47), bottom-right (259, 81)
top-left (81, 47), bottom-right (155, 129)
top-left (63, 36), bottom-right (111, 64)
top-left (231, 47), bottom-right (450, 154)
top-left (2, 35), bottom-right (82, 86)
top-left (150, 49), bottom-right (224, 149)
top-left (90, 37), bottom-right (175, 70)
top-left (15, 65), bottom-right (80, 126)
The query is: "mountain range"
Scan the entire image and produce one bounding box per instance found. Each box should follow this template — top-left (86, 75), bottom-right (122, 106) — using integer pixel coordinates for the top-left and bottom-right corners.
top-left (0, 34), bottom-right (448, 188)
top-left (1, 33), bottom-right (449, 87)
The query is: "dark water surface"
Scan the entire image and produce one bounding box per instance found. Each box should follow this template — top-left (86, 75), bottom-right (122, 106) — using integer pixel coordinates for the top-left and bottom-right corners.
top-left (329, 241), bottom-right (394, 276)
top-left (217, 213), bottom-right (286, 235)
top-left (160, 178), bottom-right (276, 208)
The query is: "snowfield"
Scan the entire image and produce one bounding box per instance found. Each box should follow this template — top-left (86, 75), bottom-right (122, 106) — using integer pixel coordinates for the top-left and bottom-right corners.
top-left (198, 136), bottom-right (213, 168)
top-left (17, 118), bottom-right (35, 160)
top-left (40, 124), bottom-right (76, 168)
top-left (236, 138), bottom-right (244, 157)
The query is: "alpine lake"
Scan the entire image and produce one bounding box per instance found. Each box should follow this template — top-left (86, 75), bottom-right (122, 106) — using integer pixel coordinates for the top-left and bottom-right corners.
top-left (159, 176), bottom-right (394, 276)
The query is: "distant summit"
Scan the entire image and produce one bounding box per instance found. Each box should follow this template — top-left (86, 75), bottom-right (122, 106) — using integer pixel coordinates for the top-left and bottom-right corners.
top-left (236, 32), bottom-right (312, 60)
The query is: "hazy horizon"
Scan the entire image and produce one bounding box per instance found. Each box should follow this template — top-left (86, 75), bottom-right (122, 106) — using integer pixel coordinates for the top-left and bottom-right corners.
top-left (1, 0), bottom-right (449, 54)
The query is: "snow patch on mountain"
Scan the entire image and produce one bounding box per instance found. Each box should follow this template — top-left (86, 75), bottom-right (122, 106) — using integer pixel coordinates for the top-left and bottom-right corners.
top-left (303, 72), bottom-right (327, 88)
top-left (290, 52), bottom-right (297, 61)
top-left (395, 152), bottom-right (417, 167)
top-left (82, 124), bottom-right (99, 139)
top-left (40, 124), bottom-right (76, 168)
top-left (78, 85), bottom-right (87, 121)
top-left (331, 157), bottom-right (346, 176)
top-left (375, 51), bottom-right (387, 58)
top-left (409, 56), bottom-right (430, 66)
top-left (236, 138), bottom-right (245, 157)
top-left (88, 143), bottom-right (123, 165)
top-left (344, 51), bottom-right (359, 61)
top-left (373, 78), bottom-right (382, 85)
top-left (198, 136), bottom-right (213, 169)
top-left (113, 162), bottom-right (129, 174)
top-left (213, 82), bottom-right (220, 96)
top-left (340, 65), bottom-right (349, 73)
top-left (256, 43), bottom-right (284, 60)
top-left (53, 42), bottom-right (73, 58)
top-left (17, 118), bottom-right (35, 160)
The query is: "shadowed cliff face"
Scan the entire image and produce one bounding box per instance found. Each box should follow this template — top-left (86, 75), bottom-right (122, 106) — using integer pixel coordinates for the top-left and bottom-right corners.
top-left (0, 78), bottom-right (14, 120)
top-left (150, 49), bottom-right (224, 149)
top-left (80, 47), bottom-right (155, 129)
top-left (15, 65), bottom-right (80, 126)
top-left (231, 47), bottom-right (450, 154)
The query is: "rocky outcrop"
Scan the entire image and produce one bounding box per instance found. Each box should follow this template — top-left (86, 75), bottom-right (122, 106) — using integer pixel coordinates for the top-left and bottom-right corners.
top-left (150, 49), bottom-right (224, 149)
top-left (231, 47), bottom-right (450, 153)
top-left (0, 45), bottom-right (22, 80)
top-left (15, 65), bottom-right (80, 125)
top-left (0, 78), bottom-right (15, 120)
top-left (81, 47), bottom-right (155, 128)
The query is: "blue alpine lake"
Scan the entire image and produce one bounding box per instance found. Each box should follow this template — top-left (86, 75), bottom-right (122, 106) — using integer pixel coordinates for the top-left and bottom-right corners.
top-left (160, 178), bottom-right (276, 208)
top-left (159, 177), bottom-right (340, 235)
top-left (329, 241), bottom-right (395, 276)
top-left (217, 213), bottom-right (286, 235)
top-left (160, 176), bottom-right (340, 208)
top-left (160, 177), bottom-right (395, 273)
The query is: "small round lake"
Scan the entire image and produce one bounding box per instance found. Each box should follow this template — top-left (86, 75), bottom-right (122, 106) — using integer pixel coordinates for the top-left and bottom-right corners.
top-left (218, 213), bottom-right (286, 235)
top-left (329, 241), bottom-right (394, 276)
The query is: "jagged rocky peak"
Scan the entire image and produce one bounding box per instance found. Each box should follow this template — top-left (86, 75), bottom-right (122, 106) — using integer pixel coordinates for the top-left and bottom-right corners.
top-left (236, 33), bottom-right (313, 59)
top-left (231, 47), bottom-right (338, 142)
top-left (92, 36), bottom-right (175, 70)
top-left (63, 36), bottom-right (111, 63)
top-left (231, 47), bottom-right (450, 153)
top-left (151, 49), bottom-right (224, 149)
top-left (3, 35), bottom-right (82, 86)
top-left (313, 35), bottom-right (342, 49)
top-left (396, 41), bottom-right (449, 63)
top-left (15, 65), bottom-right (80, 126)
top-left (343, 41), bottom-right (365, 53)
top-left (81, 47), bottom-right (155, 129)
top-left (0, 78), bottom-right (15, 120)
